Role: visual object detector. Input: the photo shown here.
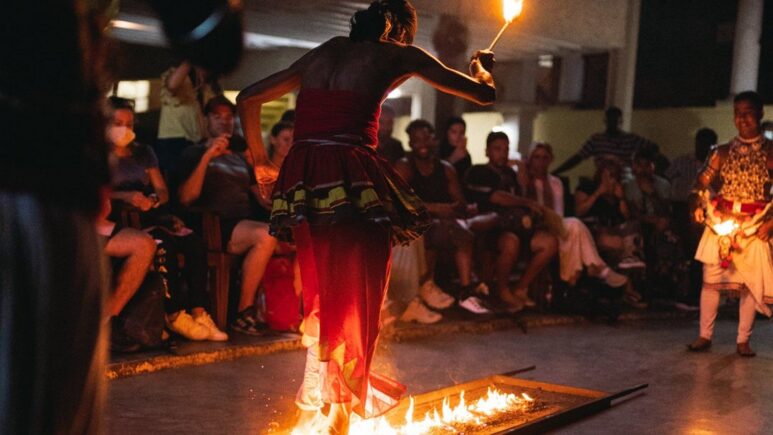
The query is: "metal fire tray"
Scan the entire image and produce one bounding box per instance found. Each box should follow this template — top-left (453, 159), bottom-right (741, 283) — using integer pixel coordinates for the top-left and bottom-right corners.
top-left (380, 366), bottom-right (647, 434)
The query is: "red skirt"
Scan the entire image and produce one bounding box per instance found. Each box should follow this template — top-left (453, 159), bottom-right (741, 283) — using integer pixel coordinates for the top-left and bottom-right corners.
top-left (294, 221), bottom-right (406, 418)
top-left (269, 136), bottom-right (430, 246)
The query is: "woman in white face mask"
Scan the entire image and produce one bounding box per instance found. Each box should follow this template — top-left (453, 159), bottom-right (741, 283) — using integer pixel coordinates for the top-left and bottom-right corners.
top-left (107, 98), bottom-right (163, 211)
top-left (106, 96), bottom-right (228, 343)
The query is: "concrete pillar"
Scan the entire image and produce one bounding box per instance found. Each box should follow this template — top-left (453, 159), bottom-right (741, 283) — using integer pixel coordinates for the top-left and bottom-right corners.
top-left (730, 0), bottom-right (764, 94)
top-left (500, 107), bottom-right (538, 159)
top-left (606, 0), bottom-right (641, 131)
top-left (500, 111), bottom-right (521, 159)
top-left (558, 52), bottom-right (584, 103)
top-left (432, 14), bottom-right (470, 128)
top-left (519, 58), bottom-right (538, 105)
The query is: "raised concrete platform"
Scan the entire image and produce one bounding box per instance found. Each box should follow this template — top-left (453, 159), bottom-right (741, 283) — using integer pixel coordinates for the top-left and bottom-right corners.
top-left (108, 307), bottom-right (695, 379)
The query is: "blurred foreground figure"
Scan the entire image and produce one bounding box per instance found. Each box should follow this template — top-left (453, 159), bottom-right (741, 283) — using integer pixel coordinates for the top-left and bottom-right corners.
top-left (0, 2), bottom-right (110, 433)
top-left (0, 1), bottom-right (243, 433)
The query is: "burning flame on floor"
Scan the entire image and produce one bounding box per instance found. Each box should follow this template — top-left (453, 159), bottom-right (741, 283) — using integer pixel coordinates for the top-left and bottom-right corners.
top-left (290, 387), bottom-right (535, 434)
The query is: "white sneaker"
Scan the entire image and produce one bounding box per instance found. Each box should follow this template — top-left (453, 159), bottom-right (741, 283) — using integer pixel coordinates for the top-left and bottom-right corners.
top-left (400, 298), bottom-right (442, 324)
top-left (598, 266), bottom-right (629, 288)
top-left (194, 312), bottom-right (229, 341)
top-left (618, 256), bottom-right (646, 269)
top-left (167, 311), bottom-right (210, 341)
top-left (419, 280), bottom-right (455, 310)
top-left (459, 296), bottom-right (492, 314)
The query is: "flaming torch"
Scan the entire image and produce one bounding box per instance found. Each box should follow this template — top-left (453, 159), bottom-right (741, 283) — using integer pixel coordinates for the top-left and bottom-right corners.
top-left (487, 0), bottom-right (525, 51)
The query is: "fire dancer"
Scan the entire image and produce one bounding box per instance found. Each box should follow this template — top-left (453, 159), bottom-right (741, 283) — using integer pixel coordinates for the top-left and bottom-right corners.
top-left (687, 91), bottom-right (773, 357)
top-left (237, 0), bottom-right (496, 431)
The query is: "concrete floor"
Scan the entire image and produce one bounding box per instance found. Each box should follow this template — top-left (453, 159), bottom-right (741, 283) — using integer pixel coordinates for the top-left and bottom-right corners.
top-left (108, 318), bottom-right (773, 434)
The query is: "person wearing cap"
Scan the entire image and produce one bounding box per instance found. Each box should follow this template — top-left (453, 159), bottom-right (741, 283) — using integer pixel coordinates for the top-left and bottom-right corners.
top-left (155, 61), bottom-right (221, 175)
top-left (176, 95), bottom-right (278, 335)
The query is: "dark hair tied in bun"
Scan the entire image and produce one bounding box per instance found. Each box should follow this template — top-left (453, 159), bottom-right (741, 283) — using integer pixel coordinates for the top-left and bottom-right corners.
top-left (350, 0), bottom-right (416, 45)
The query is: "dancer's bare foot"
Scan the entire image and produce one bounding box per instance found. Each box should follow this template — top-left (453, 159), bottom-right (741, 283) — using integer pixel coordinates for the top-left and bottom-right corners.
top-left (326, 402), bottom-right (351, 435)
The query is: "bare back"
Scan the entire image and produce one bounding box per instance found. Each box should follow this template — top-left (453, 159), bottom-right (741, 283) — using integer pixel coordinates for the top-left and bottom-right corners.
top-left (298, 37), bottom-right (411, 101)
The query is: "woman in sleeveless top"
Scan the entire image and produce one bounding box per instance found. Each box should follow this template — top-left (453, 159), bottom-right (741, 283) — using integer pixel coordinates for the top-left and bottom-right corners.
top-left (237, 1), bottom-right (495, 431)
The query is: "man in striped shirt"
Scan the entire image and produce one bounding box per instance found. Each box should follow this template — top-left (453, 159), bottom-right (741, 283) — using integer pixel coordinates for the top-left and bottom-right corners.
top-left (553, 106), bottom-right (659, 175)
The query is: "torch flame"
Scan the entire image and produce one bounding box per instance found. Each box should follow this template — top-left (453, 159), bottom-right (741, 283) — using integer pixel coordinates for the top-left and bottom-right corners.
top-left (712, 220), bottom-right (738, 236)
top-left (504, 0), bottom-right (524, 23)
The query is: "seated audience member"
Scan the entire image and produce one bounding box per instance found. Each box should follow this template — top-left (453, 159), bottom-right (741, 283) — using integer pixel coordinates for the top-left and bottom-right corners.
top-left (521, 143), bottom-right (628, 288)
top-left (388, 239), bottom-right (443, 324)
top-left (155, 61), bottom-right (221, 175)
top-left (176, 95), bottom-right (277, 335)
top-left (106, 97), bottom-right (226, 342)
top-left (95, 197), bottom-right (157, 350)
top-left (464, 132), bottom-right (559, 312)
top-left (574, 158), bottom-right (645, 270)
top-left (280, 109), bottom-right (295, 124)
top-left (395, 120), bottom-right (489, 314)
top-left (376, 104), bottom-right (406, 166)
top-left (438, 116), bottom-right (472, 178)
top-left (268, 121), bottom-right (295, 169)
top-left (666, 128), bottom-right (717, 211)
top-left (625, 146), bottom-right (672, 223)
top-left (624, 146), bottom-right (685, 299)
top-left (249, 121), bottom-right (295, 199)
top-left (552, 106), bottom-right (659, 177)
top-left (251, 121), bottom-right (303, 328)
top-left (666, 128), bottom-right (717, 309)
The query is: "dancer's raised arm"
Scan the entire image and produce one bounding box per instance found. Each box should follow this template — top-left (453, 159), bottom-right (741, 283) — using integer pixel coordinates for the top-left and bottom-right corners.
top-left (236, 54), bottom-right (309, 164)
top-left (402, 45), bottom-right (496, 106)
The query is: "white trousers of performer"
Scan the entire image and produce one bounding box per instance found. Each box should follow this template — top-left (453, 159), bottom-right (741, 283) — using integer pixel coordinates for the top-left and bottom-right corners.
top-left (699, 286), bottom-right (757, 344)
top-left (558, 217), bottom-right (607, 282)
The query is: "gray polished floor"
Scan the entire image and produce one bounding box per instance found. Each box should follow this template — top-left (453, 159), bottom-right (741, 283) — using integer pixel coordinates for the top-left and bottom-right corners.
top-left (108, 318), bottom-right (773, 434)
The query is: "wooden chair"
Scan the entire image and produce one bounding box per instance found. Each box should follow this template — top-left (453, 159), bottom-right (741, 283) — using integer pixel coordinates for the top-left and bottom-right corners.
top-left (199, 211), bottom-right (238, 330)
top-left (118, 205), bottom-right (142, 229)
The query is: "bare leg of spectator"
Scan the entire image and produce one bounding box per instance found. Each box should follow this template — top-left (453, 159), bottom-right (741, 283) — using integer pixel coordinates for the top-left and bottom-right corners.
top-left (227, 220), bottom-right (278, 312)
top-left (495, 232), bottom-right (521, 308)
top-left (595, 232), bottom-right (625, 264)
top-left (104, 228), bottom-right (156, 317)
top-left (421, 249), bottom-right (437, 285)
top-left (455, 243), bottom-right (473, 287)
top-left (513, 231), bottom-right (558, 305)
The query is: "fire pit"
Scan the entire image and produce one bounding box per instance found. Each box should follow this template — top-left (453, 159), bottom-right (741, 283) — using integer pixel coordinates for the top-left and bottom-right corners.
top-left (284, 366), bottom-right (647, 434)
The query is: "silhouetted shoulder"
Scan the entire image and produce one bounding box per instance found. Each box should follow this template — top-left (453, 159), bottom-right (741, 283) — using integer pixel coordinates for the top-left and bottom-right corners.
top-left (440, 159), bottom-right (460, 178)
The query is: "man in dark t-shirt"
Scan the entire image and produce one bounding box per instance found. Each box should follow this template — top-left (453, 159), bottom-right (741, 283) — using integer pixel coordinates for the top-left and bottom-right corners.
top-left (464, 132), bottom-right (558, 312)
top-left (176, 96), bottom-right (276, 334)
top-left (394, 119), bottom-right (488, 315)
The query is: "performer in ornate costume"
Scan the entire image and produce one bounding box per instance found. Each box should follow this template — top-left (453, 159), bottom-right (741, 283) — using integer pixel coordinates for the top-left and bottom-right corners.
top-left (688, 91), bottom-right (773, 357)
top-left (237, 1), bottom-right (496, 431)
